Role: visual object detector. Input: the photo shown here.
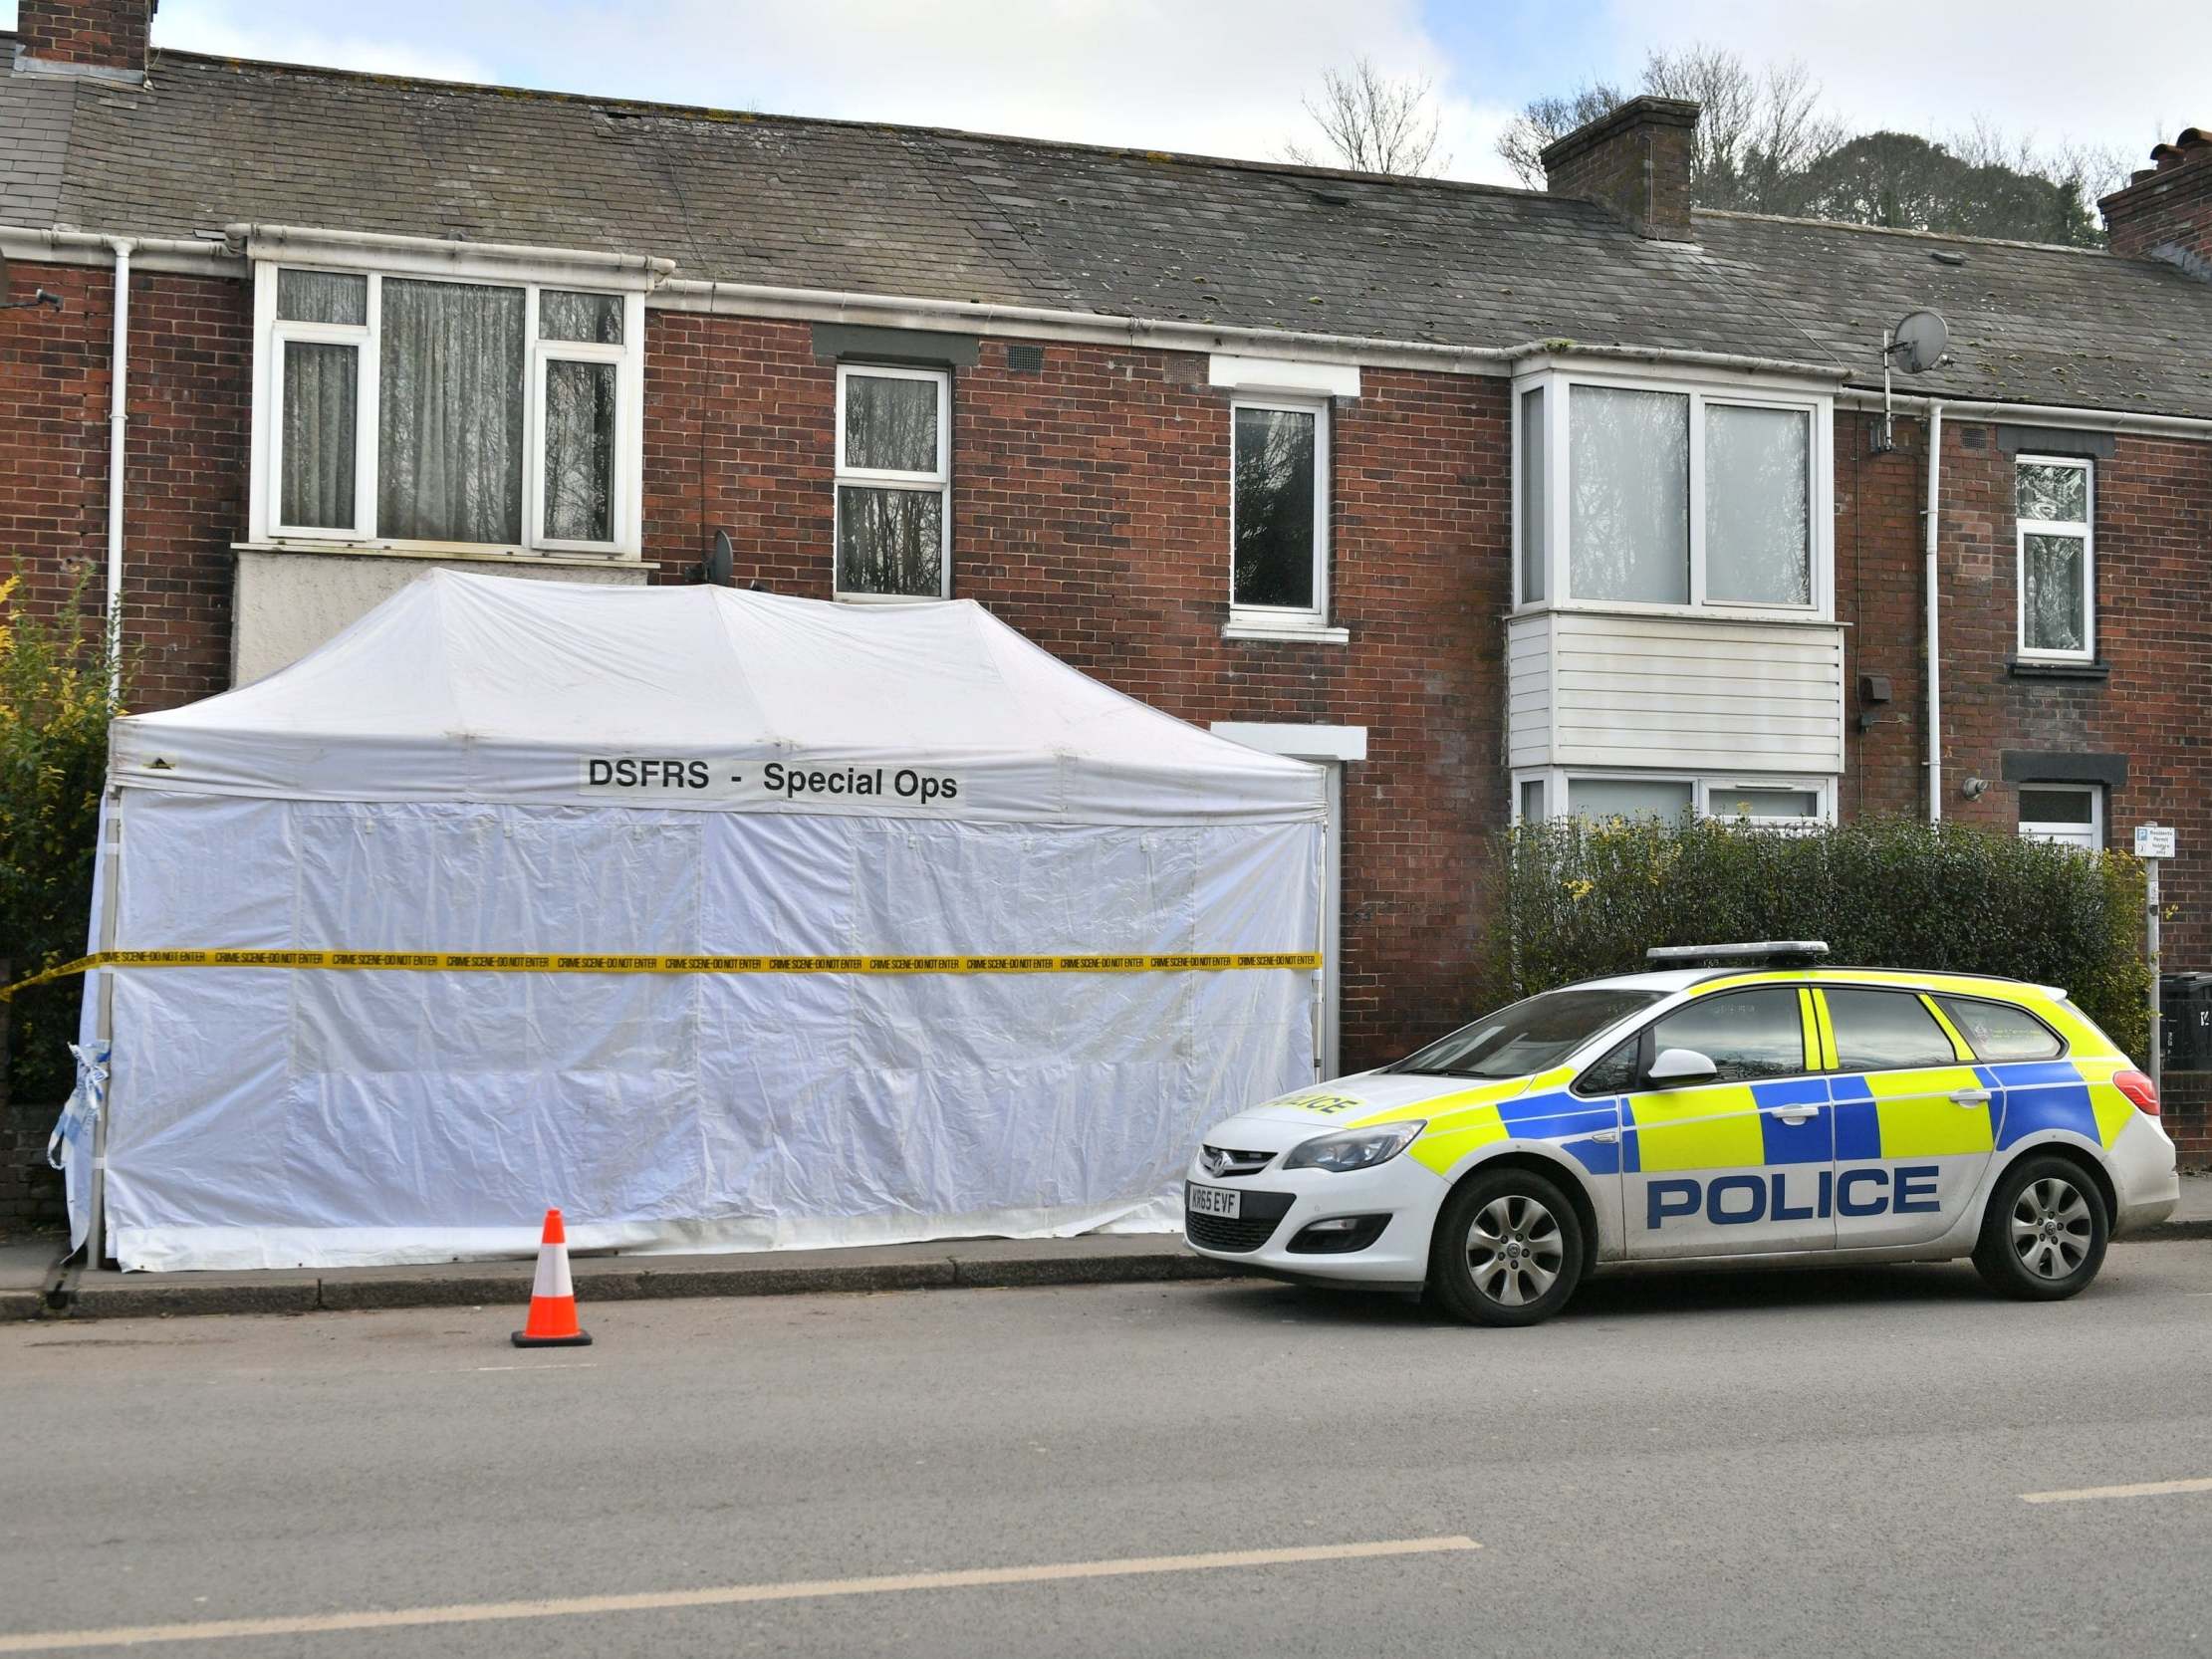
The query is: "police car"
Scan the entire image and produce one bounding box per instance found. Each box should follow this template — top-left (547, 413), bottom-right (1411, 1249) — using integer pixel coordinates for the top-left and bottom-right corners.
top-left (1184, 944), bottom-right (2180, 1325)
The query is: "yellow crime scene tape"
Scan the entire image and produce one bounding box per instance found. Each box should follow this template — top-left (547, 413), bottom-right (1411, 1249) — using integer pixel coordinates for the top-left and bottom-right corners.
top-left (0, 948), bottom-right (1324, 1002)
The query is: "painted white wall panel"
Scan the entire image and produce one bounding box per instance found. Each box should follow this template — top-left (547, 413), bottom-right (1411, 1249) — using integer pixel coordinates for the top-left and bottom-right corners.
top-left (1506, 610), bottom-right (1843, 775)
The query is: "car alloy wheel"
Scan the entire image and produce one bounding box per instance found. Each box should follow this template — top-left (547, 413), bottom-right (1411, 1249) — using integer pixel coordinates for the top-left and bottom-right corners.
top-left (1973, 1153), bottom-right (2109, 1302)
top-left (1430, 1166), bottom-right (1586, 1327)
top-left (2009, 1175), bottom-right (2093, 1281)
top-left (1465, 1192), bottom-right (1565, 1307)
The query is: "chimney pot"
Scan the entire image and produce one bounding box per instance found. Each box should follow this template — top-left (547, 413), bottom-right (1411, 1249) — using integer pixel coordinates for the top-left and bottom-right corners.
top-left (1540, 96), bottom-right (1701, 243)
top-left (2100, 124), bottom-right (2212, 276)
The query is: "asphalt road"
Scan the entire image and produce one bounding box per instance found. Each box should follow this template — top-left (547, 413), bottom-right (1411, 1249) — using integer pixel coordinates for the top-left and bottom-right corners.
top-left (4, 1245), bottom-right (2210, 1658)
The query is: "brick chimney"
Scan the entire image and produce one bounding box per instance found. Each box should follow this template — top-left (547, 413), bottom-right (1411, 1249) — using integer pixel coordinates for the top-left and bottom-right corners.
top-left (2100, 127), bottom-right (2212, 279)
top-left (1540, 96), bottom-right (1701, 243)
top-left (11, 0), bottom-right (156, 82)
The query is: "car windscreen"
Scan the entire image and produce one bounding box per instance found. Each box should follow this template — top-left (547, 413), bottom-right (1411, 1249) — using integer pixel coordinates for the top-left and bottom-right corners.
top-left (1386, 987), bottom-right (1666, 1079)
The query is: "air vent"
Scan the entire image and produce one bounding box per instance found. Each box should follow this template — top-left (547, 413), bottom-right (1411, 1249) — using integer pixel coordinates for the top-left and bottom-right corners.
top-left (1006, 344), bottom-right (1044, 373)
top-left (1931, 250), bottom-right (1967, 267)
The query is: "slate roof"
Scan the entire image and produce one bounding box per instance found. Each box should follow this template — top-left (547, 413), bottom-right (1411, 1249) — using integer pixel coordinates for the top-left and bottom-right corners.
top-left (6, 43), bottom-right (2211, 418)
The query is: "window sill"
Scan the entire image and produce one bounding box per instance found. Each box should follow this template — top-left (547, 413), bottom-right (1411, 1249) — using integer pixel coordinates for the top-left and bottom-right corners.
top-left (2008, 658), bottom-right (2109, 681)
top-left (234, 541), bottom-right (638, 571)
top-left (1223, 620), bottom-right (1351, 644)
top-left (1510, 600), bottom-right (1843, 629)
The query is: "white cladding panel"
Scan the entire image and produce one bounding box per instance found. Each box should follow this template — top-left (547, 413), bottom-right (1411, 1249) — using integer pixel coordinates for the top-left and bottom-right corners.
top-left (1506, 619), bottom-right (1552, 771)
top-left (1507, 610), bottom-right (1844, 774)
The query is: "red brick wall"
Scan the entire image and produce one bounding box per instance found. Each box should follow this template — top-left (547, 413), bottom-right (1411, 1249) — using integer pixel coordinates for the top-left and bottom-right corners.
top-left (2160, 1072), bottom-right (2211, 1166)
top-left (1837, 408), bottom-right (2212, 971)
top-left (644, 316), bottom-right (1511, 1066)
top-left (0, 261), bottom-right (249, 711)
top-left (10, 272), bottom-right (2212, 1072)
top-left (12, 0), bottom-right (151, 73)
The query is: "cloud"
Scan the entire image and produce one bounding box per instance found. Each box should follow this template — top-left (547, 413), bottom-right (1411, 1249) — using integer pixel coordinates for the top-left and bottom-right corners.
top-left (1612, 0), bottom-right (2204, 164)
top-left (132, 0), bottom-right (1526, 182)
top-left (149, 3), bottom-right (495, 85)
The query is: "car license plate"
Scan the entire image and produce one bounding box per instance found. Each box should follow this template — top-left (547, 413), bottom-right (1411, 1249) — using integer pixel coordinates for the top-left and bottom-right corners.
top-left (1187, 1183), bottom-right (1240, 1220)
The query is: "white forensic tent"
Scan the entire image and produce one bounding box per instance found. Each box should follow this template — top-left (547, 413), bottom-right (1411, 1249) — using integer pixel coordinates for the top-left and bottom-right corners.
top-left (66, 572), bottom-right (1326, 1271)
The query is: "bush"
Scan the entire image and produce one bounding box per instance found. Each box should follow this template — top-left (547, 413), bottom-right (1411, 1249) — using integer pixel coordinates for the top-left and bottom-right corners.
top-left (1486, 815), bottom-right (2151, 1059)
top-left (0, 571), bottom-right (125, 1103)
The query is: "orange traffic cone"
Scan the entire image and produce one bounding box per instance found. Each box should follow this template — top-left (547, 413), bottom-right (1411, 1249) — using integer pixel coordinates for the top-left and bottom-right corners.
top-left (512, 1207), bottom-right (593, 1347)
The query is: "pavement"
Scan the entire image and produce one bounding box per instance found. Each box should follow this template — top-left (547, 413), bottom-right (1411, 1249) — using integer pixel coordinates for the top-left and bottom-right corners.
top-left (2, 1243), bottom-right (2209, 1657)
top-left (4, 1167), bottom-right (2208, 1322)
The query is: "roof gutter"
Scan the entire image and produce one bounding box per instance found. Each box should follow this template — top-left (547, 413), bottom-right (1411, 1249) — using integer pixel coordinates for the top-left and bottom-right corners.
top-left (1839, 388), bottom-right (2212, 441)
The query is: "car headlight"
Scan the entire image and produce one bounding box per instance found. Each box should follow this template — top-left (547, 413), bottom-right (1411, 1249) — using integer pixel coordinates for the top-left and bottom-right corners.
top-left (1282, 1120), bottom-right (1425, 1173)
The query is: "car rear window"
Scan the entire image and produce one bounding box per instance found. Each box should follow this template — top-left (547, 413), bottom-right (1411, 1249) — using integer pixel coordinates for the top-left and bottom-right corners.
top-left (1935, 995), bottom-right (2064, 1062)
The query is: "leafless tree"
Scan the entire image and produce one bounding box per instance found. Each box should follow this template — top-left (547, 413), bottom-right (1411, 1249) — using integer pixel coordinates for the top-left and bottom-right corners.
top-left (1496, 47), bottom-right (1843, 215)
top-left (1283, 56), bottom-right (1450, 177)
top-left (1494, 80), bottom-right (1622, 188)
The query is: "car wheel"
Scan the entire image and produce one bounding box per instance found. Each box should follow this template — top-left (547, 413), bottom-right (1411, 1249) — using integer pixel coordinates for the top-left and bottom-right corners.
top-left (1428, 1167), bottom-right (1585, 1326)
top-left (1972, 1155), bottom-right (2108, 1302)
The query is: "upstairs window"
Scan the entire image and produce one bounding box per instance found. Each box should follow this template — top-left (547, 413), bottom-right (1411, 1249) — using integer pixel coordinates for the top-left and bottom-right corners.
top-left (2016, 456), bottom-right (2093, 660)
top-left (1231, 396), bottom-right (1330, 626)
top-left (1515, 371), bottom-right (1828, 616)
top-left (835, 364), bottom-right (950, 600)
top-left (257, 264), bottom-right (641, 556)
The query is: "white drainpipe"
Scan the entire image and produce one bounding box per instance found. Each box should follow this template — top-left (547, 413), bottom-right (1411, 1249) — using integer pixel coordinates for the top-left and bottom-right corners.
top-left (1924, 400), bottom-right (1943, 823)
top-left (104, 237), bottom-right (132, 698)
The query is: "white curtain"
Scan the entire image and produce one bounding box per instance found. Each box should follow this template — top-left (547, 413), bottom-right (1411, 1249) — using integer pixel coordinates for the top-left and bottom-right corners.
top-left (1571, 385), bottom-right (1689, 603)
top-left (377, 279), bottom-right (525, 544)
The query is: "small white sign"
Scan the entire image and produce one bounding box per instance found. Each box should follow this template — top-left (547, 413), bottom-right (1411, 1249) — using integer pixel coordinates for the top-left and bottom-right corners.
top-left (2135, 824), bottom-right (2177, 859)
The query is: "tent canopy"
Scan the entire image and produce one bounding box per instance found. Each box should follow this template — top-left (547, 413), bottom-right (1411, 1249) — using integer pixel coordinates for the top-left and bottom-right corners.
top-left (80, 573), bottom-right (1328, 1272)
top-left (112, 572), bottom-right (1325, 826)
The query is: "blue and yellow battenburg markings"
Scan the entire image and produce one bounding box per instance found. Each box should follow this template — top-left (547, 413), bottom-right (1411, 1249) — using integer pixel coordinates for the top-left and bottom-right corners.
top-left (0, 947), bottom-right (1323, 1002)
top-left (1332, 971), bottom-right (2137, 1182)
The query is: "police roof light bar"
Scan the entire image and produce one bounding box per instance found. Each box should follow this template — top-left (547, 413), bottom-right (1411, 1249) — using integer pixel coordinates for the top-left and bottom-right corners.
top-left (1644, 941), bottom-right (1832, 968)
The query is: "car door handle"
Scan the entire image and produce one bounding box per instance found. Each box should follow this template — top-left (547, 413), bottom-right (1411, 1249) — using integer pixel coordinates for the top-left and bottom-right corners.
top-left (1766, 1105), bottom-right (1820, 1124)
top-left (1950, 1087), bottom-right (1991, 1106)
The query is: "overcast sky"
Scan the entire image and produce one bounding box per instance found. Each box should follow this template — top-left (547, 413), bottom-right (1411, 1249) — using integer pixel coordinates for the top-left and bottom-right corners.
top-left (7, 0), bottom-right (2200, 187)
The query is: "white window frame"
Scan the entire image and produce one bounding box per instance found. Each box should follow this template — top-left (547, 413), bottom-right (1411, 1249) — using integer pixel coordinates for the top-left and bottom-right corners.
top-left (249, 259), bottom-right (646, 559)
top-left (833, 362), bottom-right (952, 602)
top-left (1229, 393), bottom-right (1332, 630)
top-left (265, 276), bottom-right (375, 544)
top-left (1511, 364), bottom-right (1834, 622)
top-left (2018, 782), bottom-right (2102, 851)
top-left (2014, 454), bottom-right (2095, 663)
top-left (1512, 767), bottom-right (1837, 830)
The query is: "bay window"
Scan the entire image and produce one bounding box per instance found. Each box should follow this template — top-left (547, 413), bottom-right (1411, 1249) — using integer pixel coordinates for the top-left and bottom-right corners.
top-left (2016, 456), bottom-right (2094, 660)
top-left (1514, 369), bottom-right (1830, 615)
top-left (253, 259), bottom-right (644, 557)
top-left (835, 363), bottom-right (951, 600)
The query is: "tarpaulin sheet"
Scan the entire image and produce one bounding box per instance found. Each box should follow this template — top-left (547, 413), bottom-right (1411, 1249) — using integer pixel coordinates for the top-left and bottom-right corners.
top-left (75, 575), bottom-right (1325, 1271)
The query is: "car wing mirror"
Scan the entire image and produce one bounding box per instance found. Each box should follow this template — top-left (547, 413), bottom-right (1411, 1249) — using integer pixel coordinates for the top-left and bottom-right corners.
top-left (1646, 1047), bottom-right (1718, 1088)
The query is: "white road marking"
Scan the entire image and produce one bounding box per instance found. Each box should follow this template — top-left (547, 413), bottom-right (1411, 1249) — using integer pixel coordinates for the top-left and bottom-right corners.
top-left (466, 1363), bottom-right (597, 1373)
top-left (0, 1536), bottom-right (1478, 1653)
top-left (2020, 1477), bottom-right (2212, 1505)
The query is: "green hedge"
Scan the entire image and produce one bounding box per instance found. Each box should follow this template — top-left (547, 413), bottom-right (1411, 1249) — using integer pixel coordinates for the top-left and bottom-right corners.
top-left (1, 571), bottom-right (124, 1103)
top-left (1485, 815), bottom-right (2150, 1059)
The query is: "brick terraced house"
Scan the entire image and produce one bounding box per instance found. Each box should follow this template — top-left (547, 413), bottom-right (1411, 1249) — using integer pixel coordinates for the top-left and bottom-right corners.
top-left (3, 1), bottom-right (2210, 1160)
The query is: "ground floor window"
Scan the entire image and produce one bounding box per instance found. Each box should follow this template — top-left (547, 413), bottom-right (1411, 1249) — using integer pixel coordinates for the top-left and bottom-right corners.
top-left (2017, 784), bottom-right (2101, 850)
top-left (1513, 770), bottom-right (1834, 830)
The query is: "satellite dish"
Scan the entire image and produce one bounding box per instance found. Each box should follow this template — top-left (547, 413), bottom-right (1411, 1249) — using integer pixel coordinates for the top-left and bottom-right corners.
top-left (703, 529), bottom-right (734, 588)
top-left (1890, 309), bottom-right (1949, 373)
